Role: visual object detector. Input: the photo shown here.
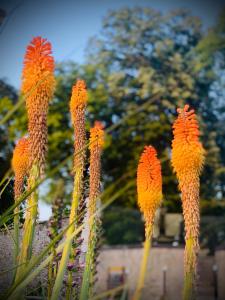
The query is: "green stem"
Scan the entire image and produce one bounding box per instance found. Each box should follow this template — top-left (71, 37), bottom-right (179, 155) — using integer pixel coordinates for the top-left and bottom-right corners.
top-left (79, 217), bottom-right (98, 300)
top-left (51, 168), bottom-right (82, 300)
top-left (7, 224), bottom-right (84, 300)
top-left (13, 203), bottom-right (20, 281)
top-left (47, 249), bottom-right (54, 300)
top-left (66, 271), bottom-right (73, 300)
top-left (183, 237), bottom-right (196, 300)
top-left (14, 164), bottom-right (39, 286)
top-left (132, 225), bottom-right (152, 300)
top-left (6, 186), bottom-right (130, 300)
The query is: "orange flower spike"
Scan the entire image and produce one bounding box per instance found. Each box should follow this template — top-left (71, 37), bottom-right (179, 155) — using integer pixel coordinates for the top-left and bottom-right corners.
top-left (89, 121), bottom-right (104, 151)
top-left (171, 104), bottom-right (205, 240)
top-left (80, 121), bottom-right (104, 298)
top-left (12, 137), bottom-right (29, 198)
top-left (21, 36), bottom-right (55, 172)
top-left (70, 79), bottom-right (88, 123)
top-left (22, 36), bottom-right (55, 100)
top-left (70, 79), bottom-right (88, 170)
top-left (137, 146), bottom-right (162, 229)
top-left (12, 137), bottom-right (29, 275)
top-left (89, 122), bottom-right (104, 209)
top-left (171, 105), bottom-right (205, 299)
top-left (133, 146), bottom-right (162, 300)
top-left (171, 104), bottom-right (205, 184)
top-left (14, 38), bottom-right (55, 285)
top-left (56, 81), bottom-right (88, 297)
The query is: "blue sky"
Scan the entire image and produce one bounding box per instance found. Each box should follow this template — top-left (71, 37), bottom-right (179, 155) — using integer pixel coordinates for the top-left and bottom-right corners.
top-left (0, 0), bottom-right (224, 89)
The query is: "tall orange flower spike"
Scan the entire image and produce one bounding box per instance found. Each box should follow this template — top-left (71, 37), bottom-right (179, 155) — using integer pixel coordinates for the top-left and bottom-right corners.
top-left (21, 36), bottom-right (55, 172)
top-left (70, 79), bottom-right (88, 170)
top-left (89, 121), bottom-right (104, 211)
top-left (171, 104), bottom-right (205, 243)
top-left (80, 121), bottom-right (104, 299)
top-left (137, 145), bottom-right (162, 231)
top-left (12, 137), bottom-right (29, 198)
top-left (133, 146), bottom-right (162, 300)
top-left (171, 104), bottom-right (205, 299)
top-left (61, 80), bottom-right (88, 296)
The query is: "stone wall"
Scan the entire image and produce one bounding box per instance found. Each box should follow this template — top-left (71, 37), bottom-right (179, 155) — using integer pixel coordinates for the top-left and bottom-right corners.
top-left (97, 246), bottom-right (184, 300)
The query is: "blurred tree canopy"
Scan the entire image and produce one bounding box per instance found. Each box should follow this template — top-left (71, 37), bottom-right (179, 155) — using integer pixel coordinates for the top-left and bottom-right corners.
top-left (1, 7), bottom-right (225, 216)
top-left (102, 206), bottom-right (144, 245)
top-left (0, 79), bottom-right (17, 213)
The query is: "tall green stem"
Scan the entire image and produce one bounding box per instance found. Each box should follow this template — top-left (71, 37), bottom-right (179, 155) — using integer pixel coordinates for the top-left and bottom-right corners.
top-left (183, 237), bottom-right (196, 300)
top-left (79, 218), bottom-right (98, 300)
top-left (51, 168), bottom-right (82, 300)
top-left (13, 203), bottom-right (20, 281)
top-left (132, 225), bottom-right (152, 300)
top-left (14, 164), bottom-right (39, 284)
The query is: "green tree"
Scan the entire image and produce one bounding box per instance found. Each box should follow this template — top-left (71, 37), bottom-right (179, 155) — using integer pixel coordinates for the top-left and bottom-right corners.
top-left (0, 79), bottom-right (18, 214)
top-left (197, 8), bottom-right (225, 200)
top-left (102, 206), bottom-right (144, 245)
top-left (83, 7), bottom-right (224, 209)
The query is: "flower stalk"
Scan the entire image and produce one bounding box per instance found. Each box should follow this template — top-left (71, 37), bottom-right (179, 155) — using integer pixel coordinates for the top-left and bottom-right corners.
top-left (80, 121), bottom-right (104, 300)
top-left (47, 179), bottom-right (64, 299)
top-left (51, 80), bottom-right (87, 300)
top-left (171, 105), bottom-right (205, 300)
top-left (15, 36), bottom-right (55, 283)
top-left (133, 146), bottom-right (162, 300)
top-left (11, 137), bottom-right (29, 278)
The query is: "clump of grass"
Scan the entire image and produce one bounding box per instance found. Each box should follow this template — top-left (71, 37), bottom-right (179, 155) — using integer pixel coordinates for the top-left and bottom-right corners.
top-left (171, 104), bottom-right (205, 300)
top-left (80, 121), bottom-right (104, 300)
top-left (133, 145), bottom-right (162, 300)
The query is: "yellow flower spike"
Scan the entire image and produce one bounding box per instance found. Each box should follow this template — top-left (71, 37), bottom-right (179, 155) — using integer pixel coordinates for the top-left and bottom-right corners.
top-left (133, 145), bottom-right (162, 300)
top-left (171, 104), bottom-right (205, 300)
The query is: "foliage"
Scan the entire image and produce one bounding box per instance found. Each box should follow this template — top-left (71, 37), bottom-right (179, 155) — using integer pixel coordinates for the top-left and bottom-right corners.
top-left (84, 7), bottom-right (225, 208)
top-left (0, 79), bottom-right (19, 215)
top-left (102, 207), bottom-right (144, 245)
top-left (200, 217), bottom-right (225, 255)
